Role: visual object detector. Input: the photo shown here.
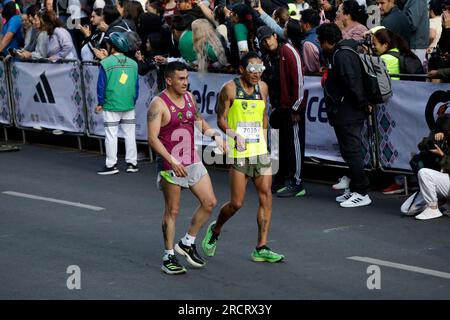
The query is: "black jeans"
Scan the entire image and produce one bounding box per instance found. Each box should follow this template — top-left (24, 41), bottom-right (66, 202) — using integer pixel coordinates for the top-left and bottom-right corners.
top-left (333, 122), bottom-right (369, 195)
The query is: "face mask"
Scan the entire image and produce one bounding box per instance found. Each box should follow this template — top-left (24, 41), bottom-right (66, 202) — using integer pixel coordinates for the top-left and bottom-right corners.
top-left (246, 63), bottom-right (266, 73)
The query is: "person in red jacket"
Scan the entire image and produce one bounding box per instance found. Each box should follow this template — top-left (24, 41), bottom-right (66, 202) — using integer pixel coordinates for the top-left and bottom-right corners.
top-left (257, 25), bottom-right (306, 198)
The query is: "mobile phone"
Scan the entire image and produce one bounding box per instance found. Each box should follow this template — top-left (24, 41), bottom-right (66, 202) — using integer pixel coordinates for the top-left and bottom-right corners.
top-left (250, 0), bottom-right (259, 8)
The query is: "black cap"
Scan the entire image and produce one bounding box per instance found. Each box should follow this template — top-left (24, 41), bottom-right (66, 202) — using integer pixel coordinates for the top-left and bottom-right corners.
top-left (256, 26), bottom-right (274, 43)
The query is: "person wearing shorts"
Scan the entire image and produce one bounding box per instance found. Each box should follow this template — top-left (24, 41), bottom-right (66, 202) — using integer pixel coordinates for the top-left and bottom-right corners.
top-left (201, 52), bottom-right (284, 263)
top-left (147, 61), bottom-right (226, 275)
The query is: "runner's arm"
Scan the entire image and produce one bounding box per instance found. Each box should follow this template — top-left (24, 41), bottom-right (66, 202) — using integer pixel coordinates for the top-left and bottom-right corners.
top-left (216, 82), bottom-right (237, 138)
top-left (191, 92), bottom-right (227, 152)
top-left (260, 81), bottom-right (269, 143)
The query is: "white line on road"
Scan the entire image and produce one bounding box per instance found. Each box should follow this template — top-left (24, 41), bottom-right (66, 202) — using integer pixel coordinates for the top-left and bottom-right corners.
top-left (323, 225), bottom-right (353, 233)
top-left (347, 256), bottom-right (450, 280)
top-left (2, 191), bottom-right (105, 211)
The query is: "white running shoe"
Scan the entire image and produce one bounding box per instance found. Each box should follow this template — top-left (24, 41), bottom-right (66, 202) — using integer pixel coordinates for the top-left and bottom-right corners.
top-left (415, 207), bottom-right (443, 220)
top-left (332, 176), bottom-right (351, 190)
top-left (336, 189), bottom-right (352, 203)
top-left (340, 192), bottom-right (372, 208)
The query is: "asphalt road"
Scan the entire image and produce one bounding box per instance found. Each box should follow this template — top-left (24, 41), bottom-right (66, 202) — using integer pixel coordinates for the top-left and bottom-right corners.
top-left (1, 144), bottom-right (450, 300)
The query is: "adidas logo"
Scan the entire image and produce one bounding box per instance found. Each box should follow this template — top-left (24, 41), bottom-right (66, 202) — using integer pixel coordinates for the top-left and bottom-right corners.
top-left (33, 72), bottom-right (55, 104)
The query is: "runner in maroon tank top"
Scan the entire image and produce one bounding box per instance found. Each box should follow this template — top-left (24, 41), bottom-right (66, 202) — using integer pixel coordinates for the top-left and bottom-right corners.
top-left (147, 61), bottom-right (227, 275)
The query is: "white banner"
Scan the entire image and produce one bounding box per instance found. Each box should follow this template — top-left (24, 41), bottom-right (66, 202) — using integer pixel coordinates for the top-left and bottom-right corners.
top-left (377, 80), bottom-right (450, 171)
top-left (304, 76), bottom-right (344, 163)
top-left (188, 71), bottom-right (233, 139)
top-left (83, 63), bottom-right (158, 141)
top-left (0, 60), bottom-right (11, 125)
top-left (10, 61), bottom-right (86, 133)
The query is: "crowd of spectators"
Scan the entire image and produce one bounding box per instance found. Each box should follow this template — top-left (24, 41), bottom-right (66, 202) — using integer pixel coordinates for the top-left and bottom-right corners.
top-left (0, 0), bottom-right (446, 77)
top-left (2, 0), bottom-right (450, 216)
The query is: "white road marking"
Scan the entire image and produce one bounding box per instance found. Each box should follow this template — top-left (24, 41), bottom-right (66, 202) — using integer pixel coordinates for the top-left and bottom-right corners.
top-left (323, 225), bottom-right (353, 233)
top-left (347, 256), bottom-right (450, 280)
top-left (2, 191), bottom-right (105, 211)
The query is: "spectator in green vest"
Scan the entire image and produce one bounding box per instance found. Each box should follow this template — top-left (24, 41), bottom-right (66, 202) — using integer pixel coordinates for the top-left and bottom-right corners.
top-left (96, 32), bottom-right (140, 175)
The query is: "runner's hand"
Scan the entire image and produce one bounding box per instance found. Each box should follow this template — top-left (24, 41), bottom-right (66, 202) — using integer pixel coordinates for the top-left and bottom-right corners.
top-left (170, 158), bottom-right (188, 177)
top-left (95, 105), bottom-right (103, 113)
top-left (215, 136), bottom-right (228, 153)
top-left (235, 134), bottom-right (246, 152)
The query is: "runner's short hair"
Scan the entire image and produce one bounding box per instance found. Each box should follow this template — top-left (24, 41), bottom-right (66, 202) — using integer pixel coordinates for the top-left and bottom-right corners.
top-left (164, 61), bottom-right (188, 78)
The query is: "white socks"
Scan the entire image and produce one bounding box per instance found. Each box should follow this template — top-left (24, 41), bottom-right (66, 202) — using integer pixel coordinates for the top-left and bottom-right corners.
top-left (181, 233), bottom-right (196, 247)
top-left (163, 249), bottom-right (174, 261)
top-left (163, 234), bottom-right (196, 260)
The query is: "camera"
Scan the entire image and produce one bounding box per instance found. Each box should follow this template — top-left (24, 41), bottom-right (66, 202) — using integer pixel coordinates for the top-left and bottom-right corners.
top-left (428, 47), bottom-right (449, 71)
top-left (356, 34), bottom-right (373, 53)
top-left (418, 137), bottom-right (449, 154)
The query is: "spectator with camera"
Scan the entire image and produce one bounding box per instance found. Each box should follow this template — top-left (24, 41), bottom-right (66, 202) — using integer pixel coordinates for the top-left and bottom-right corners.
top-left (406, 115), bottom-right (450, 220)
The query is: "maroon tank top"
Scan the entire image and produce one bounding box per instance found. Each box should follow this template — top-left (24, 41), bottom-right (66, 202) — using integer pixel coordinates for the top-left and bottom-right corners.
top-left (158, 91), bottom-right (200, 170)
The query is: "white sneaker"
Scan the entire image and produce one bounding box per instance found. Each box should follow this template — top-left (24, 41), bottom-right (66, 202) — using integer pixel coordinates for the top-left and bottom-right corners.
top-left (336, 189), bottom-right (352, 203)
top-left (415, 207), bottom-right (443, 220)
top-left (332, 176), bottom-right (351, 190)
top-left (340, 192), bottom-right (372, 208)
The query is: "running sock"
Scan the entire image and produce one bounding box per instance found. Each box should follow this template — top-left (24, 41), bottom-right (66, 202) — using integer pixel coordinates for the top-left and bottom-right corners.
top-left (163, 249), bottom-right (174, 260)
top-left (181, 233), bottom-right (196, 247)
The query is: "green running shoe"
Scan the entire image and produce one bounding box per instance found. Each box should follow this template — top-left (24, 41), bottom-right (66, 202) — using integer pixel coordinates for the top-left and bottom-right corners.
top-left (202, 221), bottom-right (219, 257)
top-left (161, 254), bottom-right (187, 275)
top-left (251, 246), bottom-right (284, 263)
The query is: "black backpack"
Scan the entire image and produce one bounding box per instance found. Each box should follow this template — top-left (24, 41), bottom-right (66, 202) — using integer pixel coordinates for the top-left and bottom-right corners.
top-left (387, 51), bottom-right (425, 79)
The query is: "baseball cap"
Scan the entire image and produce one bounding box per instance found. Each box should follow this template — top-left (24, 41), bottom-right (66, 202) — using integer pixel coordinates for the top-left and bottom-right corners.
top-left (256, 26), bottom-right (274, 43)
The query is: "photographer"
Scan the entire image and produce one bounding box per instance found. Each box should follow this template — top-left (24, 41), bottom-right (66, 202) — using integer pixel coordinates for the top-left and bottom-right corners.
top-left (409, 115), bottom-right (450, 220)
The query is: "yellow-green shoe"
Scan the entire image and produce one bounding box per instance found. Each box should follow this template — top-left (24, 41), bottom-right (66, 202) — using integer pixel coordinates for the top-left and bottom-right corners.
top-left (251, 246), bottom-right (284, 263)
top-left (202, 221), bottom-right (219, 257)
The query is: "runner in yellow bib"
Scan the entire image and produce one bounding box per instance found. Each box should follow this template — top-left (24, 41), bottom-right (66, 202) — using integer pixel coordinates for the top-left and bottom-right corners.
top-left (201, 52), bottom-right (284, 263)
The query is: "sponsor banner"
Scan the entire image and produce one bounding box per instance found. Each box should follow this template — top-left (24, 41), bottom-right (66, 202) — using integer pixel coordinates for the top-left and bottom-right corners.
top-left (10, 61), bottom-right (86, 133)
top-left (83, 63), bottom-right (158, 141)
top-left (304, 76), bottom-right (344, 163)
top-left (303, 76), bottom-right (373, 167)
top-left (0, 60), bottom-right (11, 125)
top-left (377, 80), bottom-right (450, 171)
top-left (188, 71), bottom-right (234, 142)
